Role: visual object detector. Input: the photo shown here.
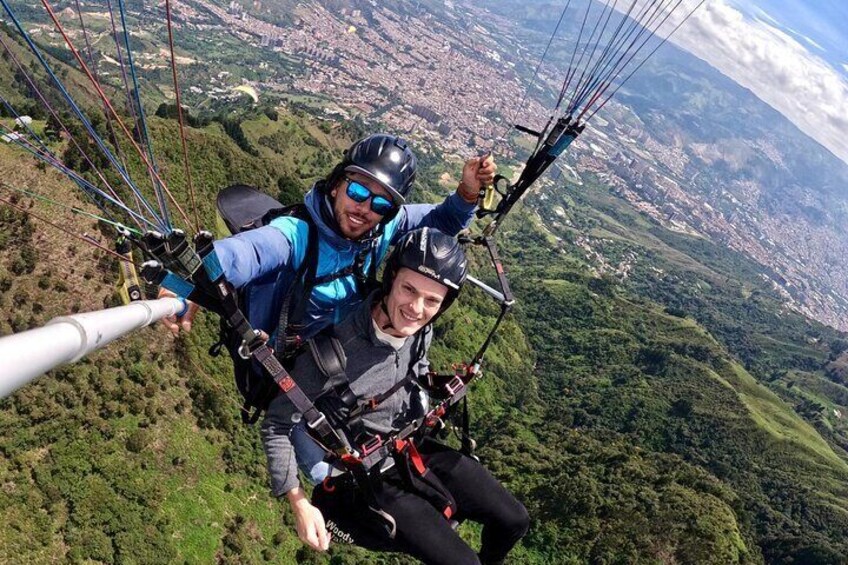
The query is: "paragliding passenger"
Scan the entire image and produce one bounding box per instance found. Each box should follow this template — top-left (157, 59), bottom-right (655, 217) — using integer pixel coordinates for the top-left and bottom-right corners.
top-left (263, 228), bottom-right (529, 565)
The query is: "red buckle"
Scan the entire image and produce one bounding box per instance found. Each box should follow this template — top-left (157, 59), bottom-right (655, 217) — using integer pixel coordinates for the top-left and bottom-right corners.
top-left (340, 454), bottom-right (362, 466)
top-left (368, 397), bottom-right (379, 411)
top-left (322, 477), bottom-right (336, 493)
top-left (360, 435), bottom-right (383, 457)
top-left (425, 405), bottom-right (447, 428)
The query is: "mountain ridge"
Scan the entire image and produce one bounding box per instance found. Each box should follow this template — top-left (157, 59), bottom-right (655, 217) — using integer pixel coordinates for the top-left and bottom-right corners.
top-left (3, 2), bottom-right (848, 561)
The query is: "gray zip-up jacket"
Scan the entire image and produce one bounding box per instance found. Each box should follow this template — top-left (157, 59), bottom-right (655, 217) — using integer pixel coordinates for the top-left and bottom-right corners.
top-left (261, 292), bottom-right (432, 496)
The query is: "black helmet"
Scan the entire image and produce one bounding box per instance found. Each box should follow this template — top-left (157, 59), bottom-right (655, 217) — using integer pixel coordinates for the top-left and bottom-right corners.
top-left (343, 134), bottom-right (417, 204)
top-left (382, 228), bottom-right (468, 314)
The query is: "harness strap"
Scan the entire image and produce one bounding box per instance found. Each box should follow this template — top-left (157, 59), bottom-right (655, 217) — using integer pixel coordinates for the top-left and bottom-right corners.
top-left (277, 226), bottom-right (378, 352)
top-left (250, 344), bottom-right (351, 454)
top-left (460, 396), bottom-right (474, 456)
top-left (333, 456), bottom-right (399, 540)
top-left (349, 374), bottom-right (413, 420)
top-left (274, 208), bottom-right (318, 355)
top-left (313, 265), bottom-right (354, 286)
top-left (310, 325), bottom-right (430, 440)
top-left (308, 333), bottom-right (347, 381)
top-left (391, 439), bottom-right (457, 520)
top-left (192, 235), bottom-right (350, 453)
top-left (396, 439), bottom-right (426, 475)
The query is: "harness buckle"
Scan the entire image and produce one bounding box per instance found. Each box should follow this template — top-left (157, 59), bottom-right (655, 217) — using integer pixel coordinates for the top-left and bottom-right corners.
top-left (285, 334), bottom-right (303, 349)
top-left (340, 453), bottom-right (362, 466)
top-left (360, 435), bottom-right (384, 457)
top-left (425, 415), bottom-right (445, 430)
top-left (444, 375), bottom-right (464, 397)
top-left (306, 412), bottom-right (328, 431)
top-left (425, 405), bottom-right (447, 429)
top-left (237, 330), bottom-right (263, 360)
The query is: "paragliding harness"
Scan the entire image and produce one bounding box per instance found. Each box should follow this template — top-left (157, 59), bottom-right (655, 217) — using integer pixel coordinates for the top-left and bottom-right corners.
top-left (305, 231), bottom-right (519, 470)
top-left (208, 184), bottom-right (380, 424)
top-left (189, 239), bottom-right (472, 534)
top-left (299, 233), bottom-right (516, 536)
top-left (304, 326), bottom-right (464, 535)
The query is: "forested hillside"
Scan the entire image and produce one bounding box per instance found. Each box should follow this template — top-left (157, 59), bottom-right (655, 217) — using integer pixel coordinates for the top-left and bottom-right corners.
top-left (2, 42), bottom-right (848, 563)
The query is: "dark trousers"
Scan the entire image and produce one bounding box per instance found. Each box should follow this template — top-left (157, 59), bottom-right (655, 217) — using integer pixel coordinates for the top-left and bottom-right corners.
top-left (313, 441), bottom-right (530, 565)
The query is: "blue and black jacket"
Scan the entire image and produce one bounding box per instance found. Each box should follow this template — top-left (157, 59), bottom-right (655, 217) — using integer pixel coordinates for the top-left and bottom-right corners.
top-left (212, 185), bottom-right (476, 341)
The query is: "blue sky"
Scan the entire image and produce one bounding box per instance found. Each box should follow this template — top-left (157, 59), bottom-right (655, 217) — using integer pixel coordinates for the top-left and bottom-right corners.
top-left (733, 0), bottom-right (848, 79)
top-left (667, 0), bottom-right (848, 164)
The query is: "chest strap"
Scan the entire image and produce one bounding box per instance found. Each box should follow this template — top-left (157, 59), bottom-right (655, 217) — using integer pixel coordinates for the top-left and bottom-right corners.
top-left (308, 326), bottom-right (428, 422)
top-left (275, 237), bottom-right (379, 354)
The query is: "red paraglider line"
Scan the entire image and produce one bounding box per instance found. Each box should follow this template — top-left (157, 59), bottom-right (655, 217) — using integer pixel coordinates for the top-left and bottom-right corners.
top-left (164, 0), bottom-right (200, 232)
top-left (0, 195), bottom-right (139, 264)
top-left (40, 0), bottom-right (193, 231)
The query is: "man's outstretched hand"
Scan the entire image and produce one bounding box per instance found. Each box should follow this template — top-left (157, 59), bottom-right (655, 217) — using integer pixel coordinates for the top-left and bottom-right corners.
top-left (158, 287), bottom-right (199, 335)
top-left (457, 154), bottom-right (497, 203)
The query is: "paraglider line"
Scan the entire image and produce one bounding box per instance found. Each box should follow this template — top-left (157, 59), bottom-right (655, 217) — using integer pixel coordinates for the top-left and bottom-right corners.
top-left (0, 126), bottom-right (159, 230)
top-left (164, 0), bottom-right (200, 232)
top-left (0, 34), bottom-right (143, 225)
top-left (38, 0), bottom-right (193, 231)
top-left (567, 0), bottom-right (640, 114)
top-left (0, 0), bottom-right (167, 230)
top-left (495, 0), bottom-right (572, 152)
top-left (72, 0), bottom-right (124, 162)
top-left (115, 0), bottom-right (172, 229)
top-left (561, 0), bottom-right (616, 114)
top-left (585, 0), bottom-right (706, 123)
top-left (577, 0), bottom-right (675, 114)
top-left (0, 194), bottom-right (144, 265)
top-left (0, 183), bottom-right (142, 236)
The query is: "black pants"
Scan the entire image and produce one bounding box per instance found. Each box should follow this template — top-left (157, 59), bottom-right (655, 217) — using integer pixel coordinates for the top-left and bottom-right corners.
top-left (313, 441), bottom-right (530, 565)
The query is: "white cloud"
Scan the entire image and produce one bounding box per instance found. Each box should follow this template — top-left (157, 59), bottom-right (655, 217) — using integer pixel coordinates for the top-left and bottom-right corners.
top-left (659, 0), bottom-right (848, 165)
top-left (798, 34), bottom-right (825, 52)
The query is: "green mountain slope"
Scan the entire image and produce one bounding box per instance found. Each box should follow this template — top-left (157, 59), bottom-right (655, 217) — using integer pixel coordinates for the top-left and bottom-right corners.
top-left (2, 83), bottom-right (848, 564)
top-left (0, 114), bottom-right (329, 563)
top-left (495, 173), bottom-right (848, 561)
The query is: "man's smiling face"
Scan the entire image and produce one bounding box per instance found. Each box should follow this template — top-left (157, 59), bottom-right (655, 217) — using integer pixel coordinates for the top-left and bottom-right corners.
top-left (330, 173), bottom-right (394, 240)
top-left (381, 267), bottom-right (448, 337)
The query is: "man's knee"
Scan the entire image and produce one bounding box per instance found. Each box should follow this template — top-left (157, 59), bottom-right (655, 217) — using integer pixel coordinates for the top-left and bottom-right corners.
top-left (513, 501), bottom-right (531, 538)
top-left (501, 500), bottom-right (530, 541)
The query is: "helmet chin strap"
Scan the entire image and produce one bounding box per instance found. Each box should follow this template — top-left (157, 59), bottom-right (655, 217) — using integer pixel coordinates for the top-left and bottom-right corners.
top-left (379, 296), bottom-right (395, 331)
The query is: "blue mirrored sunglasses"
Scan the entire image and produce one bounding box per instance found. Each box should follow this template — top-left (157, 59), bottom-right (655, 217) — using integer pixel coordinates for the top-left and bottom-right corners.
top-left (345, 179), bottom-right (396, 215)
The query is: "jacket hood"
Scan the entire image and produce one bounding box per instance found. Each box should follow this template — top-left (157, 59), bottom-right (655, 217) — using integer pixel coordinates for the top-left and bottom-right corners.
top-left (304, 185), bottom-right (381, 252)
